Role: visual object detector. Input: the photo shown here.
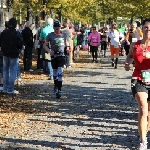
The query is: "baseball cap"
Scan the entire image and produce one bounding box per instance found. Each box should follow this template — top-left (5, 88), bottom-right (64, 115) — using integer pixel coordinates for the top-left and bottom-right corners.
top-left (53, 21), bottom-right (61, 27)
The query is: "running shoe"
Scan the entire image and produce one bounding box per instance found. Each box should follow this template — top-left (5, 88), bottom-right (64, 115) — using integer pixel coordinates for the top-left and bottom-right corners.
top-left (7, 90), bottom-right (19, 95)
top-left (13, 90), bottom-right (19, 95)
top-left (17, 79), bottom-right (24, 86)
top-left (138, 142), bottom-right (147, 150)
top-left (28, 69), bottom-right (34, 72)
top-left (112, 62), bottom-right (114, 67)
top-left (56, 90), bottom-right (61, 99)
top-left (138, 137), bottom-right (147, 150)
top-left (54, 86), bottom-right (58, 95)
top-left (95, 60), bottom-right (98, 63)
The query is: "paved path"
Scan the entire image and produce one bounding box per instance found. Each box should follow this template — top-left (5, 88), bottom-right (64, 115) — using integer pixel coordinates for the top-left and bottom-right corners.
top-left (0, 51), bottom-right (145, 150)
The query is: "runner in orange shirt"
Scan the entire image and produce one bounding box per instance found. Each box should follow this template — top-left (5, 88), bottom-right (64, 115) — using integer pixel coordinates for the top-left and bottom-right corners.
top-left (125, 22), bottom-right (143, 55)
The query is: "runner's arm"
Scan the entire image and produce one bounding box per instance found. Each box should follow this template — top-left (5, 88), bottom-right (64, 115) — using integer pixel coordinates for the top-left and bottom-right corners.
top-left (43, 34), bottom-right (51, 53)
top-left (98, 33), bottom-right (100, 45)
top-left (43, 42), bottom-right (50, 53)
top-left (65, 36), bottom-right (71, 52)
top-left (125, 32), bottom-right (130, 44)
top-left (125, 42), bottom-right (135, 65)
top-left (88, 33), bottom-right (91, 41)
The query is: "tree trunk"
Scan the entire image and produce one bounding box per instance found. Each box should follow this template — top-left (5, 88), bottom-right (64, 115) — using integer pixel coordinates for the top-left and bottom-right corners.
top-left (26, 6), bottom-right (30, 21)
top-left (130, 16), bottom-right (133, 24)
top-left (130, 10), bottom-right (134, 24)
top-left (41, 0), bottom-right (46, 20)
top-left (140, 16), bottom-right (143, 24)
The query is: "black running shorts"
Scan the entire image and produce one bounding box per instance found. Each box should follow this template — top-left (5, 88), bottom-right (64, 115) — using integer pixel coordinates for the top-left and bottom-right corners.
top-left (51, 56), bottom-right (65, 69)
top-left (131, 79), bottom-right (150, 101)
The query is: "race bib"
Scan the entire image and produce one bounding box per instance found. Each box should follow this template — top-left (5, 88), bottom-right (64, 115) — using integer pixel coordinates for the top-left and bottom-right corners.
top-left (132, 38), bottom-right (137, 43)
top-left (102, 38), bottom-right (106, 41)
top-left (55, 38), bottom-right (65, 46)
top-left (141, 70), bottom-right (150, 84)
top-left (114, 43), bottom-right (119, 48)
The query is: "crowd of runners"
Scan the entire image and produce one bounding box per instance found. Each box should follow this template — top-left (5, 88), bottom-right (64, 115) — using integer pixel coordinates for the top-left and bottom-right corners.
top-left (0, 16), bottom-right (150, 149)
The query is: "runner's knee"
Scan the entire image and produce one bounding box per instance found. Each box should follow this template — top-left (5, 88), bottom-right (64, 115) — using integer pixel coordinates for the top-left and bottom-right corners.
top-left (57, 67), bottom-right (63, 81)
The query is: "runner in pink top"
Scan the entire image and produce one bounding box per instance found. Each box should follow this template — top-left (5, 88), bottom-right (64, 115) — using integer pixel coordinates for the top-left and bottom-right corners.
top-left (88, 26), bottom-right (100, 62)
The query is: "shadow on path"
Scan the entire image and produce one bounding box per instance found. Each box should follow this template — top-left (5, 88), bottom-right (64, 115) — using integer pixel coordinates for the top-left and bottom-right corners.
top-left (0, 81), bottom-right (138, 149)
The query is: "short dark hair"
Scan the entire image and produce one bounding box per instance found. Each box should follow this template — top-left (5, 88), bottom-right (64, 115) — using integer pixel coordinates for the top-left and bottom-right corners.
top-left (92, 26), bottom-right (96, 30)
top-left (142, 18), bottom-right (150, 26)
top-left (8, 18), bottom-right (17, 29)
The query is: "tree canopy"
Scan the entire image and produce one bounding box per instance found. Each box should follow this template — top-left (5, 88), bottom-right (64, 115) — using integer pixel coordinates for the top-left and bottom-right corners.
top-left (9, 0), bottom-right (150, 24)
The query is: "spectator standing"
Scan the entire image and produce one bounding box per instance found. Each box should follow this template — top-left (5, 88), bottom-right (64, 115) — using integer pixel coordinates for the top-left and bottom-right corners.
top-left (35, 21), bottom-right (46, 70)
top-left (84, 24), bottom-right (90, 48)
top-left (18, 24), bottom-right (24, 33)
top-left (22, 21), bottom-right (33, 71)
top-left (0, 18), bottom-right (23, 94)
top-left (0, 48), bottom-right (3, 91)
top-left (0, 21), bottom-right (9, 90)
top-left (40, 18), bottom-right (54, 80)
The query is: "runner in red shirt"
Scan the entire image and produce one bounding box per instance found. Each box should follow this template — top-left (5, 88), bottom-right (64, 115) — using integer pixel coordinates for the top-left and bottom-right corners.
top-left (125, 18), bottom-right (150, 150)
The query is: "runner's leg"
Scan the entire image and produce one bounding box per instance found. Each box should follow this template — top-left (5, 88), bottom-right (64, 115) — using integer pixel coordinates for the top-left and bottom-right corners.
top-left (110, 45), bottom-right (115, 67)
top-left (131, 79), bottom-right (148, 148)
top-left (114, 47), bottom-right (120, 69)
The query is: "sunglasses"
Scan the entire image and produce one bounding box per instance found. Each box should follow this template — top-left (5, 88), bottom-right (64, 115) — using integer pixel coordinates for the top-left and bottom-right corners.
top-left (54, 25), bottom-right (61, 27)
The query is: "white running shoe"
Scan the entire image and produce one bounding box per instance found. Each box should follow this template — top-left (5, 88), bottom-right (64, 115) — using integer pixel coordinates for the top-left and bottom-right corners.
top-left (7, 90), bottom-right (19, 95)
top-left (138, 137), bottom-right (147, 150)
top-left (28, 69), bottom-right (33, 72)
top-left (17, 80), bottom-right (24, 86)
top-left (138, 142), bottom-right (147, 150)
top-left (13, 90), bottom-right (19, 94)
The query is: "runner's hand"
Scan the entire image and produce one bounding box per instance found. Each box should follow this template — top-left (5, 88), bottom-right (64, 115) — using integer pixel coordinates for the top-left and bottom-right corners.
top-left (127, 41), bottom-right (130, 45)
top-left (143, 49), bottom-right (150, 58)
top-left (124, 63), bottom-right (130, 71)
top-left (66, 47), bottom-right (71, 53)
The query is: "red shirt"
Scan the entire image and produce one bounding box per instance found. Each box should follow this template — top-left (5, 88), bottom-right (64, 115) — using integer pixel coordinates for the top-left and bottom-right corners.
top-left (132, 40), bottom-right (150, 80)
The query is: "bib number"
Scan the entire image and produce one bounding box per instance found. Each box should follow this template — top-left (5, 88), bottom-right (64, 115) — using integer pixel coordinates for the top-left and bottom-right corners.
top-left (132, 38), bottom-right (137, 43)
top-left (55, 38), bottom-right (64, 46)
top-left (142, 70), bottom-right (150, 84)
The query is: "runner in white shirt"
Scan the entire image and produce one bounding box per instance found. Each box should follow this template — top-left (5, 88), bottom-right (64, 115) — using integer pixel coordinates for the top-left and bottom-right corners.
top-left (107, 23), bottom-right (123, 69)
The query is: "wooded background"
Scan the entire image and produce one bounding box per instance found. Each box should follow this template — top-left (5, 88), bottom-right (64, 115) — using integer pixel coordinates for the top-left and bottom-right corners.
top-left (6, 0), bottom-right (150, 25)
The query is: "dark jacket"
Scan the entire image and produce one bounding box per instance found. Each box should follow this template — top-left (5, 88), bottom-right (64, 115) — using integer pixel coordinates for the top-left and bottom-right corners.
top-left (0, 29), bottom-right (23, 58)
top-left (77, 33), bottom-right (83, 45)
top-left (21, 27), bottom-right (33, 47)
top-left (0, 50), bottom-right (3, 67)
